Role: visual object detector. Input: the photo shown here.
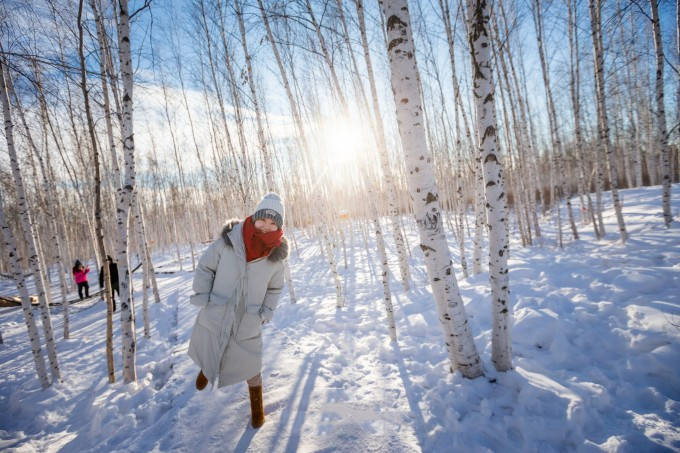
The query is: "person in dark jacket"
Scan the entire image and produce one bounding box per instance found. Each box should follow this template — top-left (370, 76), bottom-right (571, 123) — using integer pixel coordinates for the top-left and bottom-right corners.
top-left (73, 260), bottom-right (90, 300)
top-left (99, 255), bottom-right (119, 312)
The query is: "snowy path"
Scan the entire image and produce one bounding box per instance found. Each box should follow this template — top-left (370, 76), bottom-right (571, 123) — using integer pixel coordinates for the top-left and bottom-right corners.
top-left (1, 185), bottom-right (679, 452)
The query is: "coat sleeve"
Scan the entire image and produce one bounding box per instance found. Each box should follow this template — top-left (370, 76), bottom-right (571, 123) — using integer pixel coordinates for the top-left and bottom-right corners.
top-left (190, 240), bottom-right (222, 307)
top-left (99, 267), bottom-right (104, 288)
top-left (259, 264), bottom-right (284, 323)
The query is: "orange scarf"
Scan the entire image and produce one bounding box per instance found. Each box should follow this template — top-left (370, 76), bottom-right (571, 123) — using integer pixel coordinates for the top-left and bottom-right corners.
top-left (242, 216), bottom-right (283, 262)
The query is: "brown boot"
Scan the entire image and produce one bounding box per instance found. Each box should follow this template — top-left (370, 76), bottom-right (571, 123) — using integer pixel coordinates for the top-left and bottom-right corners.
top-left (195, 370), bottom-right (208, 391)
top-left (248, 385), bottom-right (264, 428)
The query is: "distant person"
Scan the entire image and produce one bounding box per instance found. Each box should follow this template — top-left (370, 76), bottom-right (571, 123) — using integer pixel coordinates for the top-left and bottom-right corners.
top-left (99, 255), bottom-right (119, 312)
top-left (72, 260), bottom-right (90, 300)
top-left (188, 193), bottom-right (288, 429)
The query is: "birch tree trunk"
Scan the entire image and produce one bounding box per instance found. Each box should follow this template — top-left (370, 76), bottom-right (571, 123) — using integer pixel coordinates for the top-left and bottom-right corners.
top-left (379, 0), bottom-right (482, 378)
top-left (0, 108), bottom-right (50, 391)
top-left (135, 195), bottom-right (160, 303)
top-left (650, 0), bottom-right (673, 226)
top-left (235, 0), bottom-right (272, 188)
top-left (466, 0), bottom-right (512, 371)
top-left (532, 0), bottom-right (578, 242)
top-left (79, 0), bottom-right (115, 382)
top-left (373, 216), bottom-right (397, 341)
top-left (10, 68), bottom-right (70, 339)
top-left (589, 0), bottom-right (627, 241)
top-left (355, 0), bottom-right (411, 291)
top-left (472, 158), bottom-right (484, 274)
top-left (132, 193), bottom-right (150, 338)
top-left (0, 54), bottom-right (61, 383)
top-left (567, 0), bottom-right (599, 237)
top-left (116, 0), bottom-right (138, 383)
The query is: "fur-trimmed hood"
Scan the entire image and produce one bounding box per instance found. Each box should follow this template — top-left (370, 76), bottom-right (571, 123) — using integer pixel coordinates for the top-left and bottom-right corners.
top-left (220, 219), bottom-right (289, 262)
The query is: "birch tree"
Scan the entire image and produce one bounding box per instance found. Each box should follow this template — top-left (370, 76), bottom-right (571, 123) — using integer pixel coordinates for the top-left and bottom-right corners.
top-left (649, 0), bottom-right (673, 226)
top-left (79, 0), bottom-right (115, 382)
top-left (0, 131), bottom-right (50, 390)
top-left (10, 69), bottom-right (70, 339)
top-left (379, 0), bottom-right (482, 378)
top-left (589, 0), bottom-right (627, 241)
top-left (1, 54), bottom-right (61, 383)
top-left (466, 0), bottom-right (512, 371)
top-left (355, 0), bottom-right (412, 291)
top-left (532, 0), bottom-right (578, 242)
top-left (116, 0), bottom-right (138, 383)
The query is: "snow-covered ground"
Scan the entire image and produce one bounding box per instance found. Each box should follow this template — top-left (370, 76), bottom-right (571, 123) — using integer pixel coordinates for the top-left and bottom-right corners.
top-left (1, 185), bottom-right (679, 452)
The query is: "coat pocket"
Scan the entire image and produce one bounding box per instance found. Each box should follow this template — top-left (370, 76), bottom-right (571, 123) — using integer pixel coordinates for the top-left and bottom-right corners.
top-left (236, 308), bottom-right (262, 342)
top-left (197, 303), bottom-right (234, 335)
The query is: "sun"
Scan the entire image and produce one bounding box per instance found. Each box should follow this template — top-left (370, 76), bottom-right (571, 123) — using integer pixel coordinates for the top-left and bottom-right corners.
top-left (316, 115), bottom-right (372, 167)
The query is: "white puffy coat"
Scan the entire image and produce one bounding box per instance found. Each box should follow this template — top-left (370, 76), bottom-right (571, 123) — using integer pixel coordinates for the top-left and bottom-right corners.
top-left (187, 220), bottom-right (287, 388)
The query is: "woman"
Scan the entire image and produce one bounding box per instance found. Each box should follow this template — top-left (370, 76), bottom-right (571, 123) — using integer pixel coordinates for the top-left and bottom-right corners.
top-left (72, 260), bottom-right (90, 300)
top-left (188, 193), bottom-right (288, 429)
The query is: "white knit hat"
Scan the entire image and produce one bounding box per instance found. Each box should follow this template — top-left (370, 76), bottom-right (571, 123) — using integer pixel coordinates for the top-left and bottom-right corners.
top-left (252, 192), bottom-right (285, 228)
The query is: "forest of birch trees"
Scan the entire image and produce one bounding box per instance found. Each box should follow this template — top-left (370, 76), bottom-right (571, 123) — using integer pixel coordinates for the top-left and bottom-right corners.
top-left (0, 0), bottom-right (678, 386)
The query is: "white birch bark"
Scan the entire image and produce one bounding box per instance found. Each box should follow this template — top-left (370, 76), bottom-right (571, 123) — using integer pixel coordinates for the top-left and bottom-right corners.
top-left (78, 0), bottom-right (115, 382)
top-left (0, 145), bottom-right (50, 389)
top-left (321, 224), bottom-right (344, 308)
top-left (466, 0), bottom-right (512, 371)
top-left (650, 0), bottom-right (673, 226)
top-left (11, 67), bottom-right (70, 339)
top-left (589, 0), bottom-right (627, 241)
top-left (0, 55), bottom-right (61, 383)
top-left (472, 158), bottom-right (484, 274)
top-left (235, 0), bottom-right (273, 188)
top-left (116, 0), bottom-right (138, 383)
top-left (134, 195), bottom-right (160, 303)
top-left (567, 0), bottom-right (599, 237)
top-left (379, 0), bottom-right (482, 378)
top-left (355, 0), bottom-right (412, 291)
top-left (132, 193), bottom-right (150, 338)
top-left (532, 0), bottom-right (578, 242)
top-left (373, 217), bottom-right (397, 341)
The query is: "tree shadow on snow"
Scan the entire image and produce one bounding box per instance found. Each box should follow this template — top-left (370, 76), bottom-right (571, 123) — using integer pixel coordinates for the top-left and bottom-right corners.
top-left (393, 342), bottom-right (428, 451)
top-left (263, 350), bottom-right (321, 453)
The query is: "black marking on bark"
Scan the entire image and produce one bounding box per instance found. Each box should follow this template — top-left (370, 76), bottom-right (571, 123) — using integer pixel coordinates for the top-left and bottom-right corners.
top-left (400, 98), bottom-right (408, 104)
top-left (425, 192), bottom-right (437, 203)
top-left (482, 126), bottom-right (496, 141)
top-left (486, 181), bottom-right (495, 187)
top-left (388, 38), bottom-right (405, 52)
top-left (433, 277), bottom-right (440, 281)
top-left (420, 244), bottom-right (435, 252)
top-left (387, 15), bottom-right (407, 31)
top-left (484, 153), bottom-right (497, 163)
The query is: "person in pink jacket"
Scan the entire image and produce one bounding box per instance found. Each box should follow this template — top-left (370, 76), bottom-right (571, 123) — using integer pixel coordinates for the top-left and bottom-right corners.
top-left (72, 260), bottom-right (90, 300)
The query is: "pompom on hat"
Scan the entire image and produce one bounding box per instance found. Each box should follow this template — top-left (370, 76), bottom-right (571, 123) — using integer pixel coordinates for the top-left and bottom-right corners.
top-left (252, 192), bottom-right (285, 229)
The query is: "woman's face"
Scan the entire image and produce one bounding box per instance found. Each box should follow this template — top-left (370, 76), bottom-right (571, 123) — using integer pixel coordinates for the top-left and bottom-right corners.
top-left (254, 217), bottom-right (278, 233)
